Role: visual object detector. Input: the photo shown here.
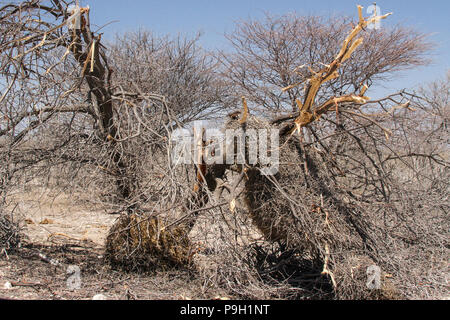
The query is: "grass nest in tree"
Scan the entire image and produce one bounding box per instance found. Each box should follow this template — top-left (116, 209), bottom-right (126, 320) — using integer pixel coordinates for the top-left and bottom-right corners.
top-left (211, 113), bottom-right (405, 299)
top-left (105, 213), bottom-right (196, 272)
top-left (240, 143), bottom-right (403, 299)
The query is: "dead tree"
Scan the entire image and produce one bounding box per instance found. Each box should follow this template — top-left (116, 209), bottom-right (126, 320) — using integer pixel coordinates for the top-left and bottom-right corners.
top-left (220, 8), bottom-right (431, 115)
top-left (0, 1), bottom-right (228, 211)
top-left (188, 6), bottom-right (448, 299)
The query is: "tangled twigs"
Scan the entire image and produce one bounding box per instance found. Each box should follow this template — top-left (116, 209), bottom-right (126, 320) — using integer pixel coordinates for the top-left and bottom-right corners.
top-left (0, 1), bottom-right (447, 300)
top-left (0, 213), bottom-right (21, 253)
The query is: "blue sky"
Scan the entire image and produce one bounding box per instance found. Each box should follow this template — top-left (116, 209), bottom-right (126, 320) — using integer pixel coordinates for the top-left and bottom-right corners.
top-left (86, 0), bottom-right (450, 98)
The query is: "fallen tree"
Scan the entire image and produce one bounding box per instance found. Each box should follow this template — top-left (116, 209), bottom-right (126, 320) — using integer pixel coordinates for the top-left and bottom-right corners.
top-left (0, 1), bottom-right (447, 300)
top-left (180, 6), bottom-right (448, 299)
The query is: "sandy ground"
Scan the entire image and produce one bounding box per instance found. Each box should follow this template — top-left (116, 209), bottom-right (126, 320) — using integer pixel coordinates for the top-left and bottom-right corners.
top-left (8, 188), bottom-right (117, 246)
top-left (0, 189), bottom-right (225, 300)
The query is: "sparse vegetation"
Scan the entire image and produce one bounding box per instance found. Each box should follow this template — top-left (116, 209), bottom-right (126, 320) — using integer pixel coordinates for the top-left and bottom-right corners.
top-left (0, 1), bottom-right (448, 300)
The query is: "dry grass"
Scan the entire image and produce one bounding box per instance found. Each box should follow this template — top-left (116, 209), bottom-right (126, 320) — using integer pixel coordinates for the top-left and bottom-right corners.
top-left (105, 213), bottom-right (196, 272)
top-left (0, 213), bottom-right (21, 254)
